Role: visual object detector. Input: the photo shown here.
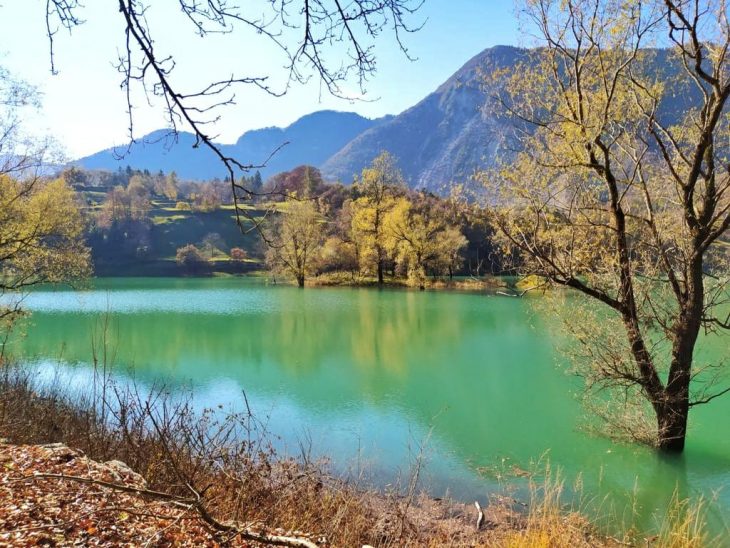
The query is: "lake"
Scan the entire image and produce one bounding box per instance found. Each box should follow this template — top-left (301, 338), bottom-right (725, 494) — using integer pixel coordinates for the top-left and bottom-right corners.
top-left (7, 277), bottom-right (730, 537)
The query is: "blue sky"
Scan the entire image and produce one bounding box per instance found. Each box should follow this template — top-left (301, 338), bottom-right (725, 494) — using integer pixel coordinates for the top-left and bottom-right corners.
top-left (0, 1), bottom-right (522, 158)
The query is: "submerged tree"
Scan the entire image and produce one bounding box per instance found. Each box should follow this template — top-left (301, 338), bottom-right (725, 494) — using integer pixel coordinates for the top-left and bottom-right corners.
top-left (265, 200), bottom-right (324, 287)
top-left (492, 0), bottom-right (730, 451)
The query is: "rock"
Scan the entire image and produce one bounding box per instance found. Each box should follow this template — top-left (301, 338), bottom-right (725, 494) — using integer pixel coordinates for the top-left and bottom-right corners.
top-left (104, 460), bottom-right (147, 488)
top-left (39, 443), bottom-right (66, 450)
top-left (39, 443), bottom-right (79, 463)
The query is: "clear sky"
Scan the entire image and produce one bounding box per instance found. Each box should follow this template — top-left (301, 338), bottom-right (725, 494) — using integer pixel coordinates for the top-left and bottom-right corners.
top-left (0, 1), bottom-right (523, 158)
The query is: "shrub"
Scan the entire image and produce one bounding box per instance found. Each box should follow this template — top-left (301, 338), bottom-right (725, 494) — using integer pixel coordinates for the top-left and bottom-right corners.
top-left (176, 244), bottom-right (207, 273)
top-left (175, 201), bottom-right (191, 211)
top-left (230, 247), bottom-right (247, 262)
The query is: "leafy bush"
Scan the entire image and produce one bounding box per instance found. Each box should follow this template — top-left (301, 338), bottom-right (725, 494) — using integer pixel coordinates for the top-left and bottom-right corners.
top-left (175, 201), bottom-right (191, 211)
top-left (175, 244), bottom-right (208, 272)
top-left (230, 247), bottom-right (247, 262)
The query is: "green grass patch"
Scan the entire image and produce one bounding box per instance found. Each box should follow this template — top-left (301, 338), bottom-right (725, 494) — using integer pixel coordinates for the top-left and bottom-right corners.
top-left (219, 203), bottom-right (257, 211)
top-left (152, 214), bottom-right (189, 225)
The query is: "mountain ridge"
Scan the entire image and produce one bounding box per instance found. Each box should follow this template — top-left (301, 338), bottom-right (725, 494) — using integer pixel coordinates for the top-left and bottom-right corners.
top-left (75, 110), bottom-right (390, 180)
top-left (74, 46), bottom-right (527, 187)
top-left (321, 45), bottom-right (527, 190)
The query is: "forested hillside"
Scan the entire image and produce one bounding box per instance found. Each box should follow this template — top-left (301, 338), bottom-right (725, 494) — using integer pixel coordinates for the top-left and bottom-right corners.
top-left (67, 160), bottom-right (498, 280)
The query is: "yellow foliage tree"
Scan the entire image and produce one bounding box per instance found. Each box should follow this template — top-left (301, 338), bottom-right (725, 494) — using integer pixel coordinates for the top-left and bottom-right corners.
top-left (351, 152), bottom-right (405, 283)
top-left (0, 176), bottom-right (91, 329)
top-left (491, 0), bottom-right (730, 451)
top-left (265, 200), bottom-right (324, 287)
top-left (385, 197), bottom-right (467, 289)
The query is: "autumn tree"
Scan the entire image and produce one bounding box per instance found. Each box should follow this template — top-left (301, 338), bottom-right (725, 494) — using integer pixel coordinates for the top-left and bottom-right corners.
top-left (434, 226), bottom-right (469, 280)
top-left (164, 171), bottom-right (179, 200)
top-left (97, 187), bottom-right (131, 229)
top-left (128, 176), bottom-right (152, 221)
top-left (0, 176), bottom-right (91, 328)
top-left (0, 66), bottom-right (91, 334)
top-left (193, 184), bottom-right (222, 212)
top-left (176, 244), bottom-right (208, 274)
top-left (265, 200), bottom-right (324, 287)
top-left (230, 247), bottom-right (247, 262)
top-left (317, 237), bottom-right (360, 278)
top-left (492, 0), bottom-right (730, 451)
top-left (264, 165), bottom-right (325, 199)
top-left (385, 198), bottom-right (467, 289)
top-left (351, 152), bottom-right (405, 284)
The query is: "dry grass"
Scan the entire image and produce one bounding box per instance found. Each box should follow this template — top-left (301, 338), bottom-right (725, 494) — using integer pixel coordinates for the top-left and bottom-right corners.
top-left (653, 491), bottom-right (712, 548)
top-left (491, 465), bottom-right (611, 548)
top-left (0, 362), bottom-right (486, 546)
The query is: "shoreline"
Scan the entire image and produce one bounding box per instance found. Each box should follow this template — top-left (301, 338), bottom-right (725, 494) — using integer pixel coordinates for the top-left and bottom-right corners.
top-left (0, 440), bottom-right (614, 547)
top-left (0, 363), bottom-right (708, 547)
top-left (67, 270), bottom-right (528, 296)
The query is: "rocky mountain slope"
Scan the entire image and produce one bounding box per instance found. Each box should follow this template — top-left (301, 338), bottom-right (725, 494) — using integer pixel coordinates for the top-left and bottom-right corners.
top-left (76, 47), bottom-right (523, 191)
top-left (321, 46), bottom-right (525, 192)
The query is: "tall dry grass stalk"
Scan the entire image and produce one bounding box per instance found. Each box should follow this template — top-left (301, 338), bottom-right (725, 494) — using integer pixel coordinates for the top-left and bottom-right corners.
top-left (654, 491), bottom-right (711, 548)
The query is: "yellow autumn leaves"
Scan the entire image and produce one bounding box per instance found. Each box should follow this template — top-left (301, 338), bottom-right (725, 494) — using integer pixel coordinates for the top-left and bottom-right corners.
top-left (266, 152), bottom-right (468, 288)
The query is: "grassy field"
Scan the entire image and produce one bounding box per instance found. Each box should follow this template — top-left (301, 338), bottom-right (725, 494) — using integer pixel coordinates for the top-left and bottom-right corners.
top-left (86, 196), bottom-right (266, 276)
top-left (147, 200), bottom-right (263, 260)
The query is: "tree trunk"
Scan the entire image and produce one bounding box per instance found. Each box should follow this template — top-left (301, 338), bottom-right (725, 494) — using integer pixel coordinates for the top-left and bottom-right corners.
top-left (657, 400), bottom-right (688, 452)
top-left (657, 254), bottom-right (703, 453)
top-left (657, 346), bottom-right (693, 453)
top-left (297, 275), bottom-right (305, 288)
top-left (377, 261), bottom-right (384, 285)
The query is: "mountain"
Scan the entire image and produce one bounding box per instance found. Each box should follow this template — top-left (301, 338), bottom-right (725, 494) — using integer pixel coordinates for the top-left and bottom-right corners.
top-left (328, 46), bottom-right (699, 193)
top-left (321, 46), bottom-right (526, 192)
top-left (76, 47), bottom-right (522, 189)
top-left (75, 110), bottom-right (389, 180)
top-left (76, 46), bottom-right (689, 192)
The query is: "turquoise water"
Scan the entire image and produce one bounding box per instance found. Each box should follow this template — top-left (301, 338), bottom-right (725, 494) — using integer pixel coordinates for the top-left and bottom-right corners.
top-left (7, 277), bottom-right (730, 537)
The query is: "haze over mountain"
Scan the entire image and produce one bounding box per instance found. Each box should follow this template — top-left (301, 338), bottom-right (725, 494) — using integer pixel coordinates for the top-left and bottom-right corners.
top-left (76, 111), bottom-right (389, 180)
top-left (76, 45), bottom-right (688, 193)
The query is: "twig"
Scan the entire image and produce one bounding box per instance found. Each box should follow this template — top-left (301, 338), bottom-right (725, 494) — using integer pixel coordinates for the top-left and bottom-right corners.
top-left (474, 501), bottom-right (485, 531)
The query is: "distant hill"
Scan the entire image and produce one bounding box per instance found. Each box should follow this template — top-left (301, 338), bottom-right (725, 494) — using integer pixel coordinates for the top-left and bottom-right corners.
top-left (75, 111), bottom-right (389, 180)
top-left (75, 48), bottom-right (524, 190)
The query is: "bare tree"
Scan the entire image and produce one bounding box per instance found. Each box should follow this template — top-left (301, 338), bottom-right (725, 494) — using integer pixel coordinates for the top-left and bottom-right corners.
top-left (42, 0), bottom-right (424, 229)
top-left (491, 0), bottom-right (730, 451)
